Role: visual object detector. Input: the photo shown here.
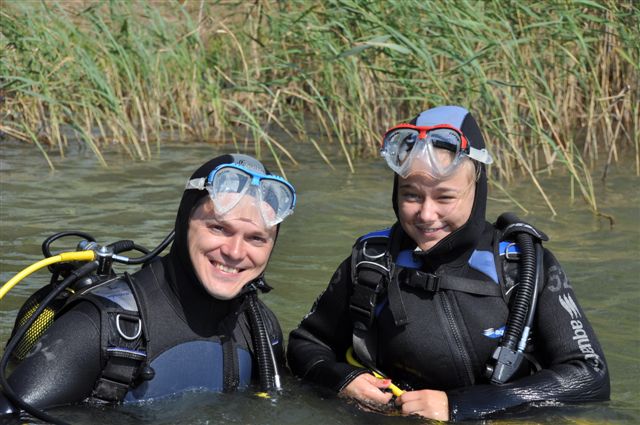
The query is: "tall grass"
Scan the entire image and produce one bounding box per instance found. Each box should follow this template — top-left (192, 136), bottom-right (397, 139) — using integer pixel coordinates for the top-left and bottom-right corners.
top-left (1, 0), bottom-right (638, 214)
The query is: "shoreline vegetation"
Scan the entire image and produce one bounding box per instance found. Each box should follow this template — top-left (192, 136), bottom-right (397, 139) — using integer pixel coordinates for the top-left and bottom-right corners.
top-left (1, 0), bottom-right (638, 215)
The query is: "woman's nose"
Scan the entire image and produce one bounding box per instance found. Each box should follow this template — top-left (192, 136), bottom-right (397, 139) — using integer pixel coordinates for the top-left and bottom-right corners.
top-left (418, 197), bottom-right (440, 222)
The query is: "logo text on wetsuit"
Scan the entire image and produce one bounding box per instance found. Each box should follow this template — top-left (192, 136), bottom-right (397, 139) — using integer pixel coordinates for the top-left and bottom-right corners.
top-left (559, 294), bottom-right (600, 363)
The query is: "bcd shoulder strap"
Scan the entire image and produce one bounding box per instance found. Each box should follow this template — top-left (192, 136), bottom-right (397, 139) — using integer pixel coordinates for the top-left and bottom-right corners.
top-left (349, 229), bottom-right (392, 367)
top-left (71, 274), bottom-right (148, 403)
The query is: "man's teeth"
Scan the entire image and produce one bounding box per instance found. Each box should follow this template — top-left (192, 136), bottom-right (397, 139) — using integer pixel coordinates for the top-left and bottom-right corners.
top-left (214, 262), bottom-right (239, 273)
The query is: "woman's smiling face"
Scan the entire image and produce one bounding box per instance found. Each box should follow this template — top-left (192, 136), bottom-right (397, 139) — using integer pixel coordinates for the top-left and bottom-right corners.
top-left (187, 197), bottom-right (276, 300)
top-left (397, 160), bottom-right (476, 251)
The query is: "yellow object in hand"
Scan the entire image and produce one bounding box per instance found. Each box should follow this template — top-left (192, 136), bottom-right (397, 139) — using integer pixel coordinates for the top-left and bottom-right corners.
top-left (345, 347), bottom-right (405, 397)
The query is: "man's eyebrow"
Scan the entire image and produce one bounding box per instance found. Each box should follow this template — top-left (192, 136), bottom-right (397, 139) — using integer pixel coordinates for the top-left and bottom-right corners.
top-left (398, 182), bottom-right (418, 189)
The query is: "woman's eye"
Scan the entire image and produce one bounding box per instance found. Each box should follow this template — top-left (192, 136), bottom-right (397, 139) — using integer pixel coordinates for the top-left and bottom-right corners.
top-left (438, 194), bottom-right (458, 203)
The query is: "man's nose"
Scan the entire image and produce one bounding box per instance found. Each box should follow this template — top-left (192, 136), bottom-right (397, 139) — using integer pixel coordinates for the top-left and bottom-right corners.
top-left (221, 234), bottom-right (245, 260)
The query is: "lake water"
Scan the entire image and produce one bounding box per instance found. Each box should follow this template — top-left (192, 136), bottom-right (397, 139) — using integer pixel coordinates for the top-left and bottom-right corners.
top-left (1, 141), bottom-right (638, 424)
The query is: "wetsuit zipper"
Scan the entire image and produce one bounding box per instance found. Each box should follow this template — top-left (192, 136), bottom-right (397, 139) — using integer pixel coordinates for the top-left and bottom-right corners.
top-left (439, 292), bottom-right (475, 385)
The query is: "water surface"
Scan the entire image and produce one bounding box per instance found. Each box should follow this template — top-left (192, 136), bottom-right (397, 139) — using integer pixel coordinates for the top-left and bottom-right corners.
top-left (1, 141), bottom-right (638, 424)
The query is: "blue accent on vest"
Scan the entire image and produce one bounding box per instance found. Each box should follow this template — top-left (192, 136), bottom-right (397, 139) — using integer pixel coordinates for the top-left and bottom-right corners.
top-left (483, 325), bottom-right (505, 339)
top-left (89, 279), bottom-right (138, 311)
top-left (396, 249), bottom-right (422, 269)
top-left (468, 250), bottom-right (499, 284)
top-left (360, 228), bottom-right (391, 241)
top-left (123, 341), bottom-right (252, 402)
top-left (374, 299), bottom-right (388, 317)
top-left (237, 347), bottom-right (252, 385)
top-left (499, 241), bottom-right (520, 256)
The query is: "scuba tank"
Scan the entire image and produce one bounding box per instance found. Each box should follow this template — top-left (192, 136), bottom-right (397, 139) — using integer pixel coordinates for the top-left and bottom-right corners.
top-left (0, 230), bottom-right (173, 425)
top-left (5, 230), bottom-right (173, 363)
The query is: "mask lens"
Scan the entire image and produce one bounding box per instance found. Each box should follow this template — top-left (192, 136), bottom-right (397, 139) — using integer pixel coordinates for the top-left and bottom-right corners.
top-left (423, 128), bottom-right (464, 178)
top-left (187, 163), bottom-right (296, 227)
top-left (382, 125), bottom-right (470, 179)
top-left (427, 128), bottom-right (463, 155)
top-left (259, 179), bottom-right (295, 226)
top-left (210, 167), bottom-right (250, 215)
top-left (382, 128), bottom-right (420, 173)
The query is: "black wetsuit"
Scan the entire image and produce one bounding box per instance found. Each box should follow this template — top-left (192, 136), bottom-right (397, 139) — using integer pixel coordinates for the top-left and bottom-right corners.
top-left (1, 154), bottom-right (285, 415)
top-left (287, 108), bottom-right (609, 421)
top-left (287, 223), bottom-right (609, 421)
top-left (1, 257), bottom-right (283, 412)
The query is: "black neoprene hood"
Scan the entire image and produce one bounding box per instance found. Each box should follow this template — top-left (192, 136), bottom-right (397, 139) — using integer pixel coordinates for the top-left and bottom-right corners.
top-left (164, 154), bottom-right (277, 312)
top-left (391, 105), bottom-right (490, 263)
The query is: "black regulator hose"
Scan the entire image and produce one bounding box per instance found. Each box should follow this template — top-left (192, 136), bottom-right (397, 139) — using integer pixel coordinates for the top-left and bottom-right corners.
top-left (501, 232), bottom-right (536, 351)
top-left (42, 231), bottom-right (96, 258)
top-left (107, 239), bottom-right (149, 255)
top-left (123, 230), bottom-right (175, 265)
top-left (487, 212), bottom-right (548, 385)
top-left (0, 260), bottom-right (99, 425)
top-left (519, 243), bottom-right (544, 352)
top-left (247, 292), bottom-right (281, 392)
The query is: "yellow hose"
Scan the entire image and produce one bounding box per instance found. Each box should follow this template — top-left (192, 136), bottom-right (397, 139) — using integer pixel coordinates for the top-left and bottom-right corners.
top-left (0, 251), bottom-right (96, 300)
top-left (345, 346), bottom-right (405, 397)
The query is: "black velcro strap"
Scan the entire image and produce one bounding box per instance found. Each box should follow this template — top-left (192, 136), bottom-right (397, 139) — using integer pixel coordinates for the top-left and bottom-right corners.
top-left (93, 378), bottom-right (130, 403)
top-left (92, 354), bottom-right (144, 402)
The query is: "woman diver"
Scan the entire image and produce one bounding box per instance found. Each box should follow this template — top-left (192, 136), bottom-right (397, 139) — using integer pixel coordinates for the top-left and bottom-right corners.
top-left (287, 105), bottom-right (610, 421)
top-left (1, 154), bottom-right (296, 420)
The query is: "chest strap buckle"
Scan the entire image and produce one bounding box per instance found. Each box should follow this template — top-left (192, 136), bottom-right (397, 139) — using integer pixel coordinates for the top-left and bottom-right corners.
top-left (405, 270), bottom-right (440, 292)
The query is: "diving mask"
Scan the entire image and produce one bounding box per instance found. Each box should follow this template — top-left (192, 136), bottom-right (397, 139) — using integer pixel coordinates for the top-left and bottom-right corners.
top-left (186, 163), bottom-right (296, 228)
top-left (381, 123), bottom-right (493, 179)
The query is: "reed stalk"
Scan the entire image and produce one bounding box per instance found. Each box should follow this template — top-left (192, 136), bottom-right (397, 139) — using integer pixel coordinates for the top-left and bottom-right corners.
top-left (1, 0), bottom-right (638, 214)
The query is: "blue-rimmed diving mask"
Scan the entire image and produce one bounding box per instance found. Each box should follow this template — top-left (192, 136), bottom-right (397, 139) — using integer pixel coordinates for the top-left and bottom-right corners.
top-left (185, 163), bottom-right (296, 228)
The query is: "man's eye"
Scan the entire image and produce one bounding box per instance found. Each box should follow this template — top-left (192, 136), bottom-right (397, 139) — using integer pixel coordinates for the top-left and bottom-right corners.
top-left (208, 224), bottom-right (225, 232)
top-left (250, 235), bottom-right (268, 244)
top-left (401, 192), bottom-right (420, 201)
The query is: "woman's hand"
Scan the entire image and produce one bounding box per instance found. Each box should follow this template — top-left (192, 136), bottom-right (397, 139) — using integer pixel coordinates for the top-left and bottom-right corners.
top-left (340, 373), bottom-right (394, 407)
top-left (395, 389), bottom-right (449, 421)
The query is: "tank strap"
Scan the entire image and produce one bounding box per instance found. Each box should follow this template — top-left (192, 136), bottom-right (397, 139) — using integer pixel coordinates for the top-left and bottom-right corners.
top-left (92, 346), bottom-right (147, 402)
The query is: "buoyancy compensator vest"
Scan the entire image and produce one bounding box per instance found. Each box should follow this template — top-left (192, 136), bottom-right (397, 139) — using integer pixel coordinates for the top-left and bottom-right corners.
top-left (67, 274), bottom-right (150, 402)
top-left (3, 228), bottom-right (282, 425)
top-left (5, 233), bottom-right (158, 405)
top-left (348, 213), bottom-right (548, 385)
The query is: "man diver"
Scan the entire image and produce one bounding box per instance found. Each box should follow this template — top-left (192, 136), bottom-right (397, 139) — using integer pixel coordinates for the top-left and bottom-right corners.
top-left (1, 154), bottom-right (296, 419)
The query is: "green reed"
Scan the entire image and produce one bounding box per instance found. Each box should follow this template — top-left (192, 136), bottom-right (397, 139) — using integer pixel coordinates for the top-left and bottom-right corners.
top-left (1, 0), bottom-right (638, 215)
